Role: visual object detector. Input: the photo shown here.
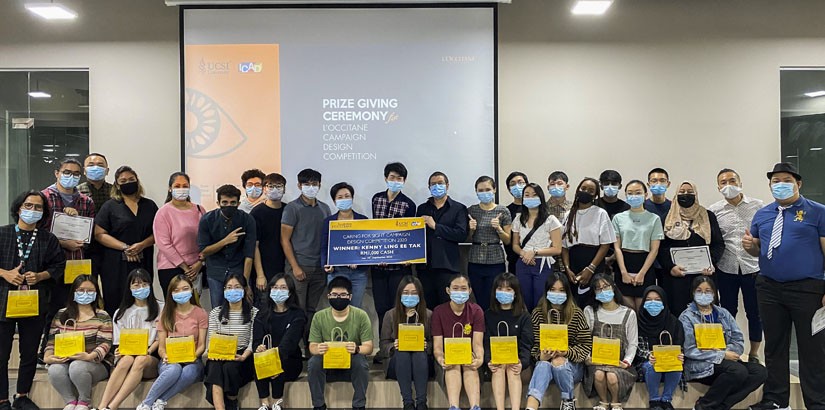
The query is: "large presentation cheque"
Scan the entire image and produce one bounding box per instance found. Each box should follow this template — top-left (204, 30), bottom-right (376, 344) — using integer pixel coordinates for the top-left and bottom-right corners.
top-left (327, 218), bottom-right (427, 266)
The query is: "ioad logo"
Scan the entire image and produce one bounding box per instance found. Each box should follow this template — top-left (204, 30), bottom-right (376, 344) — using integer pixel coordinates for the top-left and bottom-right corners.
top-left (238, 62), bottom-right (263, 73)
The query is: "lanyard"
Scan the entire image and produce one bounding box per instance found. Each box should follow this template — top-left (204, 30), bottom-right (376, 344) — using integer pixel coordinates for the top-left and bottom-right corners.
top-left (15, 225), bottom-right (38, 268)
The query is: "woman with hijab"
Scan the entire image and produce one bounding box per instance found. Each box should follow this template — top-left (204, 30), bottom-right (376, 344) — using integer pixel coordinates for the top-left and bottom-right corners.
top-left (657, 182), bottom-right (723, 315)
top-left (636, 286), bottom-right (684, 410)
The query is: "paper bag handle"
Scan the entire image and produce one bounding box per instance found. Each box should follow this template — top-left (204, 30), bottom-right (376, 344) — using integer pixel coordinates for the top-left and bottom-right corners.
top-left (549, 308), bottom-right (562, 325)
top-left (452, 322), bottom-right (464, 338)
top-left (497, 321), bottom-right (510, 337)
top-left (331, 326), bottom-right (344, 342)
top-left (659, 330), bottom-right (673, 346)
top-left (63, 318), bottom-right (78, 332)
top-left (262, 334), bottom-right (272, 350)
top-left (599, 323), bottom-right (613, 339)
top-left (406, 310), bottom-right (420, 324)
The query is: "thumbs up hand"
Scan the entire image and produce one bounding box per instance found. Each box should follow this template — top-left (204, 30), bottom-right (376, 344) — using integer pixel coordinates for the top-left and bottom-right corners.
top-left (491, 212), bottom-right (503, 231)
top-left (468, 214), bottom-right (477, 231)
top-left (742, 228), bottom-right (755, 251)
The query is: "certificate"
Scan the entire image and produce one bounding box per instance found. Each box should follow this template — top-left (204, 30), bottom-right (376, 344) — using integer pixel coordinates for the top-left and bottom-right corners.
top-left (670, 245), bottom-right (712, 274)
top-left (50, 212), bottom-right (94, 243)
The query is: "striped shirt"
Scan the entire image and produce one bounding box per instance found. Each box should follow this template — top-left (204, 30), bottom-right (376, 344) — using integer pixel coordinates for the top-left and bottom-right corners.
top-left (46, 308), bottom-right (114, 367)
top-left (530, 304), bottom-right (592, 363)
top-left (206, 306), bottom-right (259, 353)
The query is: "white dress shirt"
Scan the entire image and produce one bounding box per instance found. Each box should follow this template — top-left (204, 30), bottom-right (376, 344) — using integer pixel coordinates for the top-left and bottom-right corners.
top-left (708, 194), bottom-right (764, 274)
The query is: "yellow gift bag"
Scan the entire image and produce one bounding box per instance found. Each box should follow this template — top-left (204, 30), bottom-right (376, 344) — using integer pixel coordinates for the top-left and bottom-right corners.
top-left (254, 335), bottom-right (284, 379)
top-left (118, 317), bottom-right (149, 356)
top-left (323, 327), bottom-right (352, 369)
top-left (6, 288), bottom-right (38, 318)
top-left (444, 323), bottom-right (473, 366)
top-left (165, 323), bottom-right (196, 364)
top-left (55, 319), bottom-right (85, 358)
top-left (694, 322), bottom-right (726, 350)
top-left (64, 260), bottom-right (92, 284)
top-left (539, 309), bottom-right (569, 352)
top-left (208, 332), bottom-right (239, 361)
top-left (591, 324), bottom-right (621, 366)
top-left (398, 311), bottom-right (425, 352)
top-left (652, 331), bottom-right (683, 373)
top-left (490, 321), bottom-right (519, 365)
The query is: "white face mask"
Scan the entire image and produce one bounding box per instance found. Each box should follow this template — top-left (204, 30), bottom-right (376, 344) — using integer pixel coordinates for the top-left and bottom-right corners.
top-left (719, 184), bottom-right (742, 200)
top-left (266, 187), bottom-right (284, 201)
top-left (301, 185), bottom-right (320, 199)
top-left (171, 188), bottom-right (190, 201)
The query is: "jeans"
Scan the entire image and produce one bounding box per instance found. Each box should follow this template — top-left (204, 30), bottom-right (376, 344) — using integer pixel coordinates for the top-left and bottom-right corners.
top-left (327, 267), bottom-right (368, 308)
top-left (467, 262), bottom-right (505, 311)
top-left (207, 276), bottom-right (226, 308)
top-left (387, 352), bottom-right (430, 406)
top-left (307, 354), bottom-right (370, 408)
top-left (0, 316), bottom-right (43, 400)
top-left (695, 360), bottom-right (767, 410)
top-left (47, 360), bottom-right (109, 404)
top-left (717, 270), bottom-right (762, 342)
top-left (516, 259), bottom-right (552, 312)
top-left (142, 361), bottom-right (204, 405)
top-left (372, 267), bottom-right (409, 336)
top-left (527, 359), bottom-right (584, 402)
top-left (642, 361), bottom-right (682, 402)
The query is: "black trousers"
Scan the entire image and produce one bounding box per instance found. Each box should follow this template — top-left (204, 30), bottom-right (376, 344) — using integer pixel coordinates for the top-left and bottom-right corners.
top-left (0, 316), bottom-right (45, 400)
top-left (158, 267), bottom-right (185, 298)
top-left (372, 266), bottom-right (410, 337)
top-left (418, 268), bottom-right (456, 309)
top-left (757, 275), bottom-right (825, 409)
top-left (254, 355), bottom-right (302, 399)
top-left (695, 360), bottom-right (767, 410)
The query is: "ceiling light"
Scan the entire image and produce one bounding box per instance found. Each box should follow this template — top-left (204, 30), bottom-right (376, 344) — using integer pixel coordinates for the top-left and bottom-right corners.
top-left (42, 148), bottom-right (55, 153)
top-left (811, 147), bottom-right (823, 151)
top-left (786, 155), bottom-right (798, 158)
top-left (804, 90), bottom-right (825, 98)
top-left (28, 91), bottom-right (51, 98)
top-left (571, 0), bottom-right (613, 15)
top-left (25, 3), bottom-right (77, 20)
top-left (65, 153), bottom-right (80, 157)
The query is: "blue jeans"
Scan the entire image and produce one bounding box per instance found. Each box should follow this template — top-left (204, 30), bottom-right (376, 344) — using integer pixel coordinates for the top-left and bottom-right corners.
top-left (142, 361), bottom-right (204, 405)
top-left (207, 276), bottom-right (225, 308)
top-left (516, 259), bottom-right (553, 312)
top-left (527, 359), bottom-right (584, 402)
top-left (327, 267), bottom-right (368, 308)
top-left (642, 361), bottom-right (681, 402)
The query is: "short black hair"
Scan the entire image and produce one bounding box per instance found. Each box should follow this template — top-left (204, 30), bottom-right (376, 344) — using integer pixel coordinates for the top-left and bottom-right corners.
top-left (330, 182), bottom-right (355, 199)
top-left (717, 168), bottom-right (739, 179)
top-left (599, 169), bottom-right (622, 183)
top-left (505, 171), bottom-right (528, 187)
top-left (216, 184), bottom-right (241, 202)
top-left (384, 162), bottom-right (408, 179)
top-left (241, 169), bottom-right (266, 186)
top-left (297, 168), bottom-right (322, 184)
top-left (548, 171), bottom-right (568, 183)
top-left (328, 275), bottom-right (353, 293)
top-left (264, 172), bottom-right (286, 186)
top-left (57, 158), bottom-right (83, 171)
top-left (10, 190), bottom-right (51, 229)
top-left (428, 171), bottom-right (449, 185)
top-left (475, 175), bottom-right (495, 189)
top-left (648, 167), bottom-right (669, 180)
top-left (85, 152), bottom-right (108, 164)
top-left (625, 179), bottom-right (648, 193)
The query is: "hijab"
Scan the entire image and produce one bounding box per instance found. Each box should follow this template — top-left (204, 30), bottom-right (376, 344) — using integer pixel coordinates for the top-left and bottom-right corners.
top-left (664, 180), bottom-right (712, 244)
top-left (638, 285), bottom-right (684, 346)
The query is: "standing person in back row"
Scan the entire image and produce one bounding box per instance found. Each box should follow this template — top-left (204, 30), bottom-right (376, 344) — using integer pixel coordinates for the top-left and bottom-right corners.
top-left (596, 170), bottom-right (631, 220)
top-left (251, 173), bottom-right (288, 307)
top-left (505, 172), bottom-right (529, 274)
top-left (707, 168), bottom-right (763, 364)
top-left (743, 162), bottom-right (825, 410)
top-left (416, 171), bottom-right (469, 308)
top-left (239, 169), bottom-right (266, 214)
top-left (645, 168), bottom-right (671, 289)
top-left (547, 171), bottom-right (572, 222)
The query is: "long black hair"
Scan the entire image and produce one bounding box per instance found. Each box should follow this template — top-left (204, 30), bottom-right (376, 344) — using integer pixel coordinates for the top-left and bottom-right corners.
top-left (164, 172), bottom-right (190, 203)
top-left (519, 183), bottom-right (550, 229)
top-left (60, 274), bottom-right (101, 325)
top-left (219, 273), bottom-right (253, 324)
top-left (564, 177), bottom-right (601, 242)
top-left (10, 190), bottom-right (51, 230)
top-left (114, 268), bottom-right (160, 324)
top-left (589, 273), bottom-right (626, 310)
top-left (260, 273), bottom-right (301, 320)
top-left (489, 272), bottom-right (526, 316)
top-left (691, 275), bottom-right (720, 305)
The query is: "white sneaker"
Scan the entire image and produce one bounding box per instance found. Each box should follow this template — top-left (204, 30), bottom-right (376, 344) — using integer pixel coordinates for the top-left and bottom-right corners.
top-left (150, 400), bottom-right (167, 410)
top-left (136, 404), bottom-right (151, 410)
top-left (258, 405), bottom-right (269, 410)
top-left (75, 405), bottom-right (90, 410)
top-left (272, 399), bottom-right (284, 410)
top-left (63, 404), bottom-right (76, 410)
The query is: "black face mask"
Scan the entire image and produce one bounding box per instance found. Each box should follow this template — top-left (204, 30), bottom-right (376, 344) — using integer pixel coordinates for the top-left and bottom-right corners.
top-left (329, 296), bottom-right (351, 311)
top-left (677, 194), bottom-right (696, 208)
top-left (220, 205), bottom-right (238, 219)
top-left (120, 181), bottom-right (139, 196)
top-left (577, 191), bottom-right (594, 204)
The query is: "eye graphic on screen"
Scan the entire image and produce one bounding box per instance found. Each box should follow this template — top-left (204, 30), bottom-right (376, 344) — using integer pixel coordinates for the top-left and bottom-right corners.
top-left (185, 88), bottom-right (249, 159)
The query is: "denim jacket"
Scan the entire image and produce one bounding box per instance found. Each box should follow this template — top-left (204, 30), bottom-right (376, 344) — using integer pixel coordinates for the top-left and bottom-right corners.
top-left (678, 302), bottom-right (744, 380)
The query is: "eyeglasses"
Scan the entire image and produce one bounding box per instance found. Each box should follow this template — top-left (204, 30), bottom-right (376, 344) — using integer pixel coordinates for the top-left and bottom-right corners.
top-left (224, 285), bottom-right (244, 291)
top-left (246, 182), bottom-right (263, 188)
top-left (75, 289), bottom-right (96, 295)
top-left (329, 292), bottom-right (350, 298)
top-left (401, 290), bottom-right (419, 295)
top-left (21, 202), bottom-right (44, 211)
top-left (595, 286), bottom-right (612, 292)
top-left (61, 170), bottom-right (82, 177)
top-left (695, 290), bottom-right (715, 295)
top-left (265, 184), bottom-right (285, 190)
top-left (271, 285), bottom-right (288, 291)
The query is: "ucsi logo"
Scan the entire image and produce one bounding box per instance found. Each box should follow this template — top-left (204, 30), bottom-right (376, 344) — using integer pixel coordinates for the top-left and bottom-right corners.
top-left (238, 62), bottom-right (263, 73)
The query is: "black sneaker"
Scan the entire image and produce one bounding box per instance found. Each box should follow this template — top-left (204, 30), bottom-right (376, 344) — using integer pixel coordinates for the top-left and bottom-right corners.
top-left (0, 400), bottom-right (12, 410)
top-left (403, 403), bottom-right (415, 410)
top-left (313, 405), bottom-right (327, 410)
top-left (748, 401), bottom-right (790, 410)
top-left (661, 401), bottom-right (674, 410)
top-left (415, 403), bottom-right (428, 410)
top-left (11, 396), bottom-right (39, 410)
top-left (353, 407), bottom-right (366, 410)
top-left (560, 398), bottom-right (576, 410)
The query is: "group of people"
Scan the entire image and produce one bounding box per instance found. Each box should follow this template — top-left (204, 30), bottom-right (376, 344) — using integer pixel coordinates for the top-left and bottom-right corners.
top-left (0, 154), bottom-right (823, 410)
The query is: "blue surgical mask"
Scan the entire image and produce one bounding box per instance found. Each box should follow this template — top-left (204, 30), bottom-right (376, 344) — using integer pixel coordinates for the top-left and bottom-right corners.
top-left (401, 294), bottom-right (420, 308)
top-left (131, 287), bottom-right (150, 300)
top-left (602, 185), bottom-right (619, 198)
top-left (523, 197), bottom-right (541, 209)
top-left (60, 174), bottom-right (81, 189)
top-left (477, 191), bottom-right (494, 204)
top-left (246, 186), bottom-right (262, 199)
top-left (650, 184), bottom-right (668, 196)
top-left (335, 198), bottom-right (353, 211)
top-left (270, 289), bottom-right (289, 304)
top-left (495, 291), bottom-right (515, 305)
top-left (643, 300), bottom-right (664, 316)
top-left (771, 182), bottom-right (795, 200)
top-left (510, 184), bottom-right (525, 198)
top-left (694, 292), bottom-right (714, 306)
top-left (596, 289), bottom-right (615, 303)
top-left (224, 288), bottom-right (245, 303)
top-left (19, 210), bottom-right (43, 225)
top-left (450, 291), bottom-right (470, 305)
top-left (546, 291), bottom-right (567, 305)
top-left (430, 183), bottom-right (447, 198)
top-left (301, 185), bottom-right (320, 199)
top-left (172, 290), bottom-right (192, 305)
top-left (387, 181), bottom-right (404, 193)
top-left (85, 165), bottom-right (106, 182)
top-left (74, 291), bottom-right (96, 305)
top-left (549, 186), bottom-right (566, 198)
top-left (626, 194), bottom-right (645, 208)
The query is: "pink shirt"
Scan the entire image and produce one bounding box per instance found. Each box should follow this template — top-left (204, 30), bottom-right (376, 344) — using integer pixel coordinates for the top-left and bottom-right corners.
top-left (153, 202), bottom-right (204, 269)
top-left (158, 306), bottom-right (208, 343)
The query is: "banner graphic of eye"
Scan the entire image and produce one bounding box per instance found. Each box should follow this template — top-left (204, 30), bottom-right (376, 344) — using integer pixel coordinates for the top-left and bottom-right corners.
top-left (185, 88), bottom-right (249, 159)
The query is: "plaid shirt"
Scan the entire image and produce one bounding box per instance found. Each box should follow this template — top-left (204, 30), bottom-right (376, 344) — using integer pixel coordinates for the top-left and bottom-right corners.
top-left (42, 185), bottom-right (96, 260)
top-left (372, 191), bottom-right (416, 270)
top-left (77, 181), bottom-right (113, 214)
top-left (547, 199), bottom-right (572, 222)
